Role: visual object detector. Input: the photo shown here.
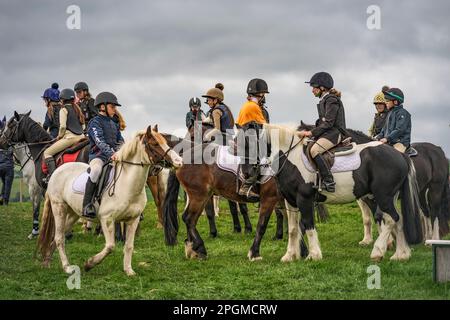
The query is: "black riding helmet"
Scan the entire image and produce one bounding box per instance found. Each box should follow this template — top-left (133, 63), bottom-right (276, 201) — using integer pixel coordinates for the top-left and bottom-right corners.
top-left (59, 88), bottom-right (76, 101)
top-left (94, 92), bottom-right (122, 107)
top-left (74, 82), bottom-right (89, 92)
top-left (247, 78), bottom-right (269, 95)
top-left (305, 72), bottom-right (334, 89)
top-left (189, 97), bottom-right (201, 108)
top-left (383, 88), bottom-right (404, 104)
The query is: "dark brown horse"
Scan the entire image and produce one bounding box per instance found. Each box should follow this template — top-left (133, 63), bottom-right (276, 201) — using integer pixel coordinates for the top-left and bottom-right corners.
top-left (162, 132), bottom-right (308, 260)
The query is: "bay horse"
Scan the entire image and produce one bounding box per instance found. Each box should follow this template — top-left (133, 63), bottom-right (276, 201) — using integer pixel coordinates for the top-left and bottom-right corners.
top-left (263, 123), bottom-right (423, 262)
top-left (36, 126), bottom-right (183, 275)
top-left (162, 132), bottom-right (307, 261)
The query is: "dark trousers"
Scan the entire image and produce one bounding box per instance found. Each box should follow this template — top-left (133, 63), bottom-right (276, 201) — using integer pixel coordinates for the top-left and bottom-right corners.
top-left (0, 167), bottom-right (14, 205)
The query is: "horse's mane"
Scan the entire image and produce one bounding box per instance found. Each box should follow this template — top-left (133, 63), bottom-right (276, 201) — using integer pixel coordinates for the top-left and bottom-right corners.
top-left (263, 123), bottom-right (300, 147)
top-left (22, 115), bottom-right (52, 142)
top-left (115, 131), bottom-right (151, 163)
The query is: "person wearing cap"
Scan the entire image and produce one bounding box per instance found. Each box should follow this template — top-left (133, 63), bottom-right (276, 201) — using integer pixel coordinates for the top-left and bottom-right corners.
top-left (368, 86), bottom-right (389, 138)
top-left (235, 79), bottom-right (270, 198)
top-left (201, 83), bottom-right (235, 144)
top-left (43, 88), bottom-right (86, 182)
top-left (298, 72), bottom-right (347, 193)
top-left (42, 83), bottom-right (62, 139)
top-left (74, 82), bottom-right (98, 128)
top-left (375, 87), bottom-right (411, 153)
top-left (82, 92), bottom-right (124, 218)
top-left (185, 97), bottom-right (206, 130)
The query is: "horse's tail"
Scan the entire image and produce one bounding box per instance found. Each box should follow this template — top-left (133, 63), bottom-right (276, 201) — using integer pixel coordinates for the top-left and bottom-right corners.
top-left (400, 156), bottom-right (423, 245)
top-left (36, 193), bottom-right (55, 262)
top-left (163, 170), bottom-right (180, 246)
top-left (439, 177), bottom-right (450, 237)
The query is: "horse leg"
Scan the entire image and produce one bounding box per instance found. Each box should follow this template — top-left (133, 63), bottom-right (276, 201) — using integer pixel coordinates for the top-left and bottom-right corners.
top-left (281, 201), bottom-right (302, 262)
top-left (182, 196), bottom-right (208, 259)
top-left (300, 198), bottom-right (322, 261)
top-left (357, 198), bottom-right (373, 246)
top-left (51, 201), bottom-right (73, 273)
top-left (273, 203), bottom-right (284, 240)
top-left (213, 195), bottom-right (220, 217)
top-left (420, 189), bottom-right (432, 241)
top-left (85, 218), bottom-right (115, 271)
top-left (228, 200), bottom-right (242, 233)
top-left (28, 187), bottom-right (42, 239)
top-left (370, 197), bottom-right (398, 261)
top-left (204, 197), bottom-right (218, 238)
top-left (247, 197), bottom-right (276, 261)
top-left (123, 216), bottom-right (140, 276)
top-left (239, 203), bottom-right (252, 234)
top-left (428, 184), bottom-right (444, 240)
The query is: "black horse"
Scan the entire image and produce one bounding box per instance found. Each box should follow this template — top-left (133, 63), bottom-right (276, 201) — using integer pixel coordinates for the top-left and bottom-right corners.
top-left (0, 111), bottom-right (89, 189)
top-left (262, 123), bottom-right (423, 262)
top-left (298, 121), bottom-right (450, 241)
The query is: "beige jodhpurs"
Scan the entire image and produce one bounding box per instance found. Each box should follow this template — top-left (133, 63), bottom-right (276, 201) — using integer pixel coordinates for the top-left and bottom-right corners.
top-left (393, 143), bottom-right (406, 153)
top-left (43, 132), bottom-right (85, 159)
top-left (310, 136), bottom-right (341, 159)
top-left (88, 158), bottom-right (105, 183)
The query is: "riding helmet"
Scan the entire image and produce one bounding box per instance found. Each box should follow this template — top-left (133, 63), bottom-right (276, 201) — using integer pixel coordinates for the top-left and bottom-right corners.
top-left (383, 88), bottom-right (404, 104)
top-left (305, 72), bottom-right (334, 89)
top-left (74, 81), bottom-right (89, 92)
top-left (247, 78), bottom-right (269, 95)
top-left (94, 92), bottom-right (122, 107)
top-left (189, 97), bottom-right (202, 108)
top-left (59, 88), bottom-right (76, 101)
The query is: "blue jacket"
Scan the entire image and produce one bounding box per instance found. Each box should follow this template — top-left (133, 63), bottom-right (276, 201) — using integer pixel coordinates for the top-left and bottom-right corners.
top-left (0, 147), bottom-right (14, 170)
top-left (376, 105), bottom-right (411, 147)
top-left (87, 114), bottom-right (124, 162)
top-left (43, 107), bottom-right (61, 139)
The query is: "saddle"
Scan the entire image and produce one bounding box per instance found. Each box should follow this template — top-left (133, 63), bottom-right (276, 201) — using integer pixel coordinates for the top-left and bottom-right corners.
top-left (304, 137), bottom-right (355, 170)
top-left (72, 163), bottom-right (114, 203)
top-left (41, 138), bottom-right (89, 174)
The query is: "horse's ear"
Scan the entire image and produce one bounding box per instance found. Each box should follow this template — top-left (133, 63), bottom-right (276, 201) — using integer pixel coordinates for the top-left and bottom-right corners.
top-left (2, 116), bottom-right (5, 123)
top-left (300, 120), bottom-right (305, 126)
top-left (146, 125), bottom-right (152, 137)
top-left (153, 124), bottom-right (158, 132)
top-left (14, 111), bottom-right (20, 121)
top-left (25, 110), bottom-right (31, 117)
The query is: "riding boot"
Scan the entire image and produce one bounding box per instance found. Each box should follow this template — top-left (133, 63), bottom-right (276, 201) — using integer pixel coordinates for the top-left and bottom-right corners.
top-left (82, 178), bottom-right (97, 219)
top-left (44, 157), bottom-right (56, 182)
top-left (238, 166), bottom-right (259, 199)
top-left (314, 154), bottom-right (336, 193)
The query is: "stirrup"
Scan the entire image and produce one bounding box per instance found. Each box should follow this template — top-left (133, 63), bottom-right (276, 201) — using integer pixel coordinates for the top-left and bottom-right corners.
top-left (82, 204), bottom-right (97, 219)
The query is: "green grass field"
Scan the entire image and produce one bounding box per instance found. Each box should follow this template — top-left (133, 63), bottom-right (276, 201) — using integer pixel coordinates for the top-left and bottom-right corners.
top-left (0, 200), bottom-right (449, 300)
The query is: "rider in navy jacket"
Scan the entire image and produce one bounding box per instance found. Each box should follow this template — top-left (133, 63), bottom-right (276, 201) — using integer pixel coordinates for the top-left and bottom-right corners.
top-left (87, 113), bottom-right (124, 162)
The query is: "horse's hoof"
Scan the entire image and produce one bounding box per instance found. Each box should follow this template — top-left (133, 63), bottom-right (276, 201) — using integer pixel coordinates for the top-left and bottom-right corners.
top-left (247, 250), bottom-right (262, 261)
top-left (359, 239), bottom-right (373, 246)
top-left (244, 228), bottom-right (252, 234)
top-left (281, 254), bottom-right (295, 263)
top-left (233, 228), bottom-right (242, 234)
top-left (84, 261), bottom-right (94, 272)
top-left (370, 255), bottom-right (383, 262)
top-left (390, 252), bottom-right (410, 261)
top-left (125, 269), bottom-right (136, 276)
top-left (210, 232), bottom-right (218, 238)
top-left (305, 252), bottom-right (322, 261)
top-left (42, 260), bottom-right (51, 268)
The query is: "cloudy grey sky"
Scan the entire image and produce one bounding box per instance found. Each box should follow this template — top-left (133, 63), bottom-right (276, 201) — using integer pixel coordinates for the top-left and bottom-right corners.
top-left (1, 0), bottom-right (449, 155)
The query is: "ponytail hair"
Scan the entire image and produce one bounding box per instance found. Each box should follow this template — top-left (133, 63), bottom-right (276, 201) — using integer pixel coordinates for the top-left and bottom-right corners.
top-left (329, 88), bottom-right (342, 98)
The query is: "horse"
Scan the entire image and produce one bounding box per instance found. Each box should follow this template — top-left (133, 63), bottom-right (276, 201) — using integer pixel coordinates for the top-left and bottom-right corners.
top-left (262, 123), bottom-right (423, 262)
top-left (0, 111), bottom-right (90, 189)
top-left (36, 126), bottom-right (183, 275)
top-left (162, 131), bottom-right (308, 261)
top-left (12, 143), bottom-right (44, 239)
top-left (295, 124), bottom-right (450, 243)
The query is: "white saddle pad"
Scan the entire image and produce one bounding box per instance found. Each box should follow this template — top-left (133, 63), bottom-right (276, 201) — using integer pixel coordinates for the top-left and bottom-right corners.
top-left (72, 169), bottom-right (114, 195)
top-left (301, 150), bottom-right (361, 173)
top-left (216, 146), bottom-right (274, 183)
